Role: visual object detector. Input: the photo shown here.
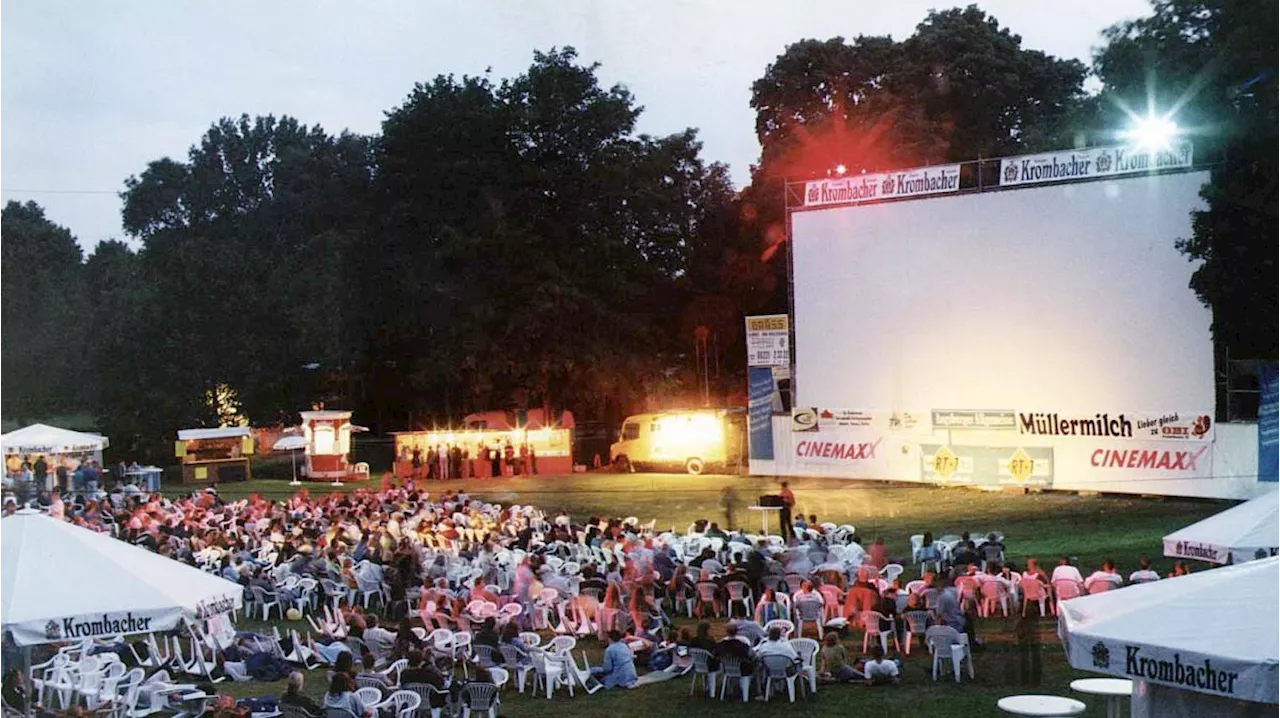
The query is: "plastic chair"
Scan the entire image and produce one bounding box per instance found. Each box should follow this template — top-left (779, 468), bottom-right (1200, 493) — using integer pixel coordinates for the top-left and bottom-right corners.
top-left (530, 651), bottom-right (568, 699)
top-left (687, 648), bottom-right (719, 697)
top-left (724, 581), bottom-right (754, 619)
top-left (788, 638), bottom-right (820, 694)
top-left (1053, 579), bottom-right (1083, 601)
top-left (792, 598), bottom-right (825, 639)
top-left (249, 585), bottom-right (283, 620)
top-left (881, 564), bottom-right (905, 583)
top-left (374, 690), bottom-right (420, 718)
top-left (925, 626), bottom-right (974, 682)
top-left (497, 645), bottom-right (532, 694)
top-left (1020, 579), bottom-right (1052, 616)
top-left (902, 610), bottom-right (932, 655)
top-left (718, 655), bottom-right (752, 702)
top-left (760, 654), bottom-right (803, 703)
top-left (979, 580), bottom-right (1011, 617)
top-left (817, 584), bottom-right (844, 621)
top-left (460, 682), bottom-right (500, 718)
top-left (763, 619), bottom-right (795, 638)
top-left (354, 686), bottom-right (383, 708)
top-left (402, 683), bottom-right (450, 718)
top-left (859, 611), bottom-right (900, 654)
top-left (694, 582), bottom-right (720, 618)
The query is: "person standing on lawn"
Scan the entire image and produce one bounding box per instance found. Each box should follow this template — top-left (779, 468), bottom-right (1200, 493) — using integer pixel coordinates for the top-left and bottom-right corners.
top-left (778, 481), bottom-right (795, 540)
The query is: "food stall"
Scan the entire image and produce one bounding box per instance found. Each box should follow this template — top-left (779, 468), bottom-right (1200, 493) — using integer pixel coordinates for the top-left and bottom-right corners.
top-left (175, 427), bottom-right (252, 484)
top-left (393, 410), bottom-right (575, 479)
top-left (2, 423), bottom-right (109, 491)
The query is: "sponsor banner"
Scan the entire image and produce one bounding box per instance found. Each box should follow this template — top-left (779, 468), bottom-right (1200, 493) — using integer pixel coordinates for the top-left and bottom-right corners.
top-left (745, 314), bottom-right (790, 367)
top-left (10, 608), bottom-right (178, 646)
top-left (802, 164), bottom-right (961, 208)
top-left (932, 409), bottom-right (1016, 431)
top-left (748, 367), bottom-right (777, 461)
top-left (812, 409), bottom-right (931, 433)
top-left (1000, 142), bottom-right (1194, 187)
top-left (1162, 538), bottom-right (1230, 564)
top-left (1053, 439), bottom-right (1215, 489)
top-left (1066, 637), bottom-right (1273, 703)
top-left (1259, 363), bottom-right (1278, 482)
top-left (794, 436), bottom-right (884, 465)
top-left (921, 444), bottom-right (1054, 488)
top-left (1017, 411), bottom-right (1213, 442)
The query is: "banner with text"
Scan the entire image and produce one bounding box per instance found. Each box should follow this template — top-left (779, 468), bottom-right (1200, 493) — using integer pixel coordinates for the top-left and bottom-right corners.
top-left (1014, 411), bottom-right (1213, 442)
top-left (745, 314), bottom-right (790, 367)
top-left (748, 367), bottom-right (778, 461)
top-left (1259, 363), bottom-right (1278, 482)
top-left (1000, 142), bottom-right (1194, 187)
top-left (803, 165), bottom-right (961, 208)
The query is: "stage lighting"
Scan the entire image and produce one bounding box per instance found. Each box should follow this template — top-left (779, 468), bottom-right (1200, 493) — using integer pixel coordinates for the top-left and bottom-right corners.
top-left (1123, 115), bottom-right (1179, 151)
top-left (835, 164), bottom-right (847, 175)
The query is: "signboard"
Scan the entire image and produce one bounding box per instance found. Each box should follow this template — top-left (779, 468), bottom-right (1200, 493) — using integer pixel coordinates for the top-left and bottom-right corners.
top-left (932, 410), bottom-right (1016, 431)
top-left (802, 164), bottom-right (961, 208)
top-left (922, 444), bottom-right (1055, 488)
top-left (1017, 411), bottom-right (1213, 442)
top-left (745, 314), bottom-right (790, 367)
top-left (1000, 142), bottom-right (1194, 187)
top-left (748, 367), bottom-right (777, 460)
top-left (1260, 363), bottom-right (1278, 483)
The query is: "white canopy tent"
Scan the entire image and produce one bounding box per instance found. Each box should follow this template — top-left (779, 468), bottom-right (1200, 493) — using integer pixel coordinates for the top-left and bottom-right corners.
top-left (1, 510), bottom-right (242, 646)
top-left (1, 424), bottom-right (108, 455)
top-left (1058, 557), bottom-right (1279, 716)
top-left (1163, 490), bottom-right (1279, 564)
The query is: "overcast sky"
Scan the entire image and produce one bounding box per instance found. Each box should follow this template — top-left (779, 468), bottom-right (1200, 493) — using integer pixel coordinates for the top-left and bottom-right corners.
top-left (2, 0), bottom-right (1153, 251)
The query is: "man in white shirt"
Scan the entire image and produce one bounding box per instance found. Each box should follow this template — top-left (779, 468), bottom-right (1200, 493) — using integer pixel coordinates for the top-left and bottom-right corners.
top-left (754, 627), bottom-right (799, 661)
top-left (1128, 557), bottom-right (1161, 584)
top-left (862, 644), bottom-right (901, 685)
top-left (1083, 559), bottom-right (1125, 593)
top-left (1050, 555), bottom-right (1084, 584)
top-left (362, 615), bottom-right (397, 664)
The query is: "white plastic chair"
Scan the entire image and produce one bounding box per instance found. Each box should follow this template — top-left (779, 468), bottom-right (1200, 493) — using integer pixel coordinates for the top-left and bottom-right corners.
top-left (859, 611), bottom-right (900, 654)
top-left (789, 638), bottom-right (820, 694)
top-left (374, 689), bottom-right (420, 718)
top-left (760, 654), bottom-right (803, 702)
top-left (249, 585), bottom-right (283, 620)
top-left (925, 626), bottom-right (974, 682)
top-left (687, 648), bottom-right (719, 697)
top-left (1021, 579), bottom-right (1052, 616)
top-left (355, 686), bottom-right (383, 709)
top-left (979, 580), bottom-right (1011, 617)
top-left (718, 655), bottom-right (751, 702)
top-left (793, 598), bottom-right (825, 639)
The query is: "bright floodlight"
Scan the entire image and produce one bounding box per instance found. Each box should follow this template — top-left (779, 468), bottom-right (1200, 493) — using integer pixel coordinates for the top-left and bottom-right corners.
top-left (1124, 115), bottom-right (1179, 150)
top-left (835, 164), bottom-right (847, 175)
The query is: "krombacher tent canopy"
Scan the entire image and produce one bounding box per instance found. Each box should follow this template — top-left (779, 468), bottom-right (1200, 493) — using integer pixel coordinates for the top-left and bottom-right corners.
top-left (1058, 557), bottom-right (1278, 707)
top-left (1162, 490), bottom-right (1279, 565)
top-left (1, 510), bottom-right (242, 646)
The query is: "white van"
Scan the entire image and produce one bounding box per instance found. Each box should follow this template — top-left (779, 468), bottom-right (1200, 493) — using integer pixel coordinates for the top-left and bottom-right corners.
top-left (609, 409), bottom-right (744, 475)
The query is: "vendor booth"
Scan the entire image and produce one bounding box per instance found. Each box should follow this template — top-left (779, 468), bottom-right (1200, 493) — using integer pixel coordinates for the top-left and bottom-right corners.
top-left (1163, 489), bottom-right (1279, 564)
top-left (393, 410), bottom-right (575, 479)
top-left (1, 423), bottom-right (108, 491)
top-left (299, 410), bottom-right (366, 481)
top-left (175, 427), bottom-right (252, 483)
top-left (1058, 557), bottom-right (1279, 716)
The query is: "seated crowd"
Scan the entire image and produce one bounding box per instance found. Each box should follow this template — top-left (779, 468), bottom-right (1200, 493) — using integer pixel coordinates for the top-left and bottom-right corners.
top-left (2, 478), bottom-right (1188, 713)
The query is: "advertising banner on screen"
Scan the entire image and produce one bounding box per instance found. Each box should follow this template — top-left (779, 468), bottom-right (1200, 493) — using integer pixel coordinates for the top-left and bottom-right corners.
top-left (1000, 143), bottom-right (1193, 187)
top-left (1259, 363), bottom-right (1278, 482)
top-left (802, 165), bottom-right (960, 208)
top-left (815, 408), bottom-right (931, 433)
top-left (921, 444), bottom-right (1054, 488)
top-left (746, 314), bottom-right (790, 367)
top-left (748, 367), bottom-right (777, 461)
top-left (932, 410), bottom-right (1016, 431)
top-left (1016, 411), bottom-right (1213, 442)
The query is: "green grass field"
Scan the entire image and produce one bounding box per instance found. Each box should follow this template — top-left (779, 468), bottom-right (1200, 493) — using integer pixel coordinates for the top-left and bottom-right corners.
top-left (206, 473), bottom-right (1229, 717)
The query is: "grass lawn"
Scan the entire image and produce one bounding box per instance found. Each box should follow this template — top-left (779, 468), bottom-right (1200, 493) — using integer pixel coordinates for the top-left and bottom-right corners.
top-left (203, 472), bottom-right (1230, 717)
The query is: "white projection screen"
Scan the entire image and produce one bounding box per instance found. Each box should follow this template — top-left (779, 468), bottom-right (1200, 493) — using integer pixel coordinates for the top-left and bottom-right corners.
top-left (791, 170), bottom-right (1215, 413)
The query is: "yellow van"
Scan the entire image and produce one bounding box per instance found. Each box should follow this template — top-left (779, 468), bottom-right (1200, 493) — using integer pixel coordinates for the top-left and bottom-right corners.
top-left (609, 409), bottom-right (744, 475)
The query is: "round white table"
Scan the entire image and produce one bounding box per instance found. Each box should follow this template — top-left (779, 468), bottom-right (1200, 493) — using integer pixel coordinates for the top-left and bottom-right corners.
top-left (997, 694), bottom-right (1087, 716)
top-left (1070, 678), bottom-right (1133, 718)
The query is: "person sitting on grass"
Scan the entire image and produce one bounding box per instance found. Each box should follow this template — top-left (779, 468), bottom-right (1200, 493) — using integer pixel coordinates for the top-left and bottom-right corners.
top-left (591, 631), bottom-right (638, 689)
top-left (818, 633), bottom-right (861, 683)
top-left (859, 644), bottom-right (900, 685)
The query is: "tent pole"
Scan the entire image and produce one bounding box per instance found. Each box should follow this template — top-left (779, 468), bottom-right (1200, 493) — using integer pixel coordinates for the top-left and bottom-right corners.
top-left (289, 450), bottom-right (301, 486)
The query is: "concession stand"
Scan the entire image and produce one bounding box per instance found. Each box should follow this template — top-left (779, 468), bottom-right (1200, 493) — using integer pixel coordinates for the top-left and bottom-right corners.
top-left (392, 409), bottom-right (575, 479)
top-left (175, 427), bottom-right (252, 484)
top-left (299, 410), bottom-right (366, 482)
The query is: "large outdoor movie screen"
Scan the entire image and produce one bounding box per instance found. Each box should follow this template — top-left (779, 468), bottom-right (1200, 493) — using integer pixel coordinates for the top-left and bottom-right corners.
top-left (791, 170), bottom-right (1214, 413)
